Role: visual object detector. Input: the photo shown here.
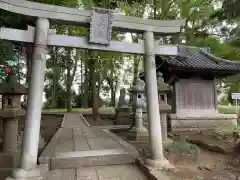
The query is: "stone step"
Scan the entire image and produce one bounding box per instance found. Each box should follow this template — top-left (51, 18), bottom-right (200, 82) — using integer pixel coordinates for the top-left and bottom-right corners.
top-left (50, 149), bottom-right (136, 170)
top-left (46, 169), bottom-right (76, 180)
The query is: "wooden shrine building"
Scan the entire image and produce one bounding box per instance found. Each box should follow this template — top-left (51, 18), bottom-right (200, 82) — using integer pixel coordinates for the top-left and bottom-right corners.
top-left (140, 46), bottom-right (240, 130)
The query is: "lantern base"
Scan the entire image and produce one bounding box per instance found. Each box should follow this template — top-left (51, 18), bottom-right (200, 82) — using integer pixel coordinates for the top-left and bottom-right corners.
top-left (127, 126), bottom-right (149, 141)
top-left (114, 107), bottom-right (132, 125)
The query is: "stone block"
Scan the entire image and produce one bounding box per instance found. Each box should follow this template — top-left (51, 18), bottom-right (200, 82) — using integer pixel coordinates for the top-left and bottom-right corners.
top-left (50, 149), bottom-right (136, 169)
top-left (114, 107), bottom-right (132, 125)
top-left (77, 177), bottom-right (98, 180)
top-left (74, 140), bottom-right (90, 151)
top-left (88, 140), bottom-right (122, 150)
top-left (127, 131), bottom-right (149, 141)
top-left (54, 139), bottom-right (74, 153)
top-left (76, 167), bottom-right (97, 177)
top-left (162, 138), bottom-right (173, 147)
top-left (96, 164), bottom-right (147, 180)
top-left (170, 114), bottom-right (238, 130)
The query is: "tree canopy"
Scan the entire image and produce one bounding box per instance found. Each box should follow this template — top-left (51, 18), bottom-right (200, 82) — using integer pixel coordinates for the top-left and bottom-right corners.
top-left (0, 0), bottom-right (240, 111)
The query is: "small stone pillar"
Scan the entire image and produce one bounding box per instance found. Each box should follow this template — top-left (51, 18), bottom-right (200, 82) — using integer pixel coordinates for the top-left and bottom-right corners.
top-left (157, 72), bottom-right (172, 145)
top-left (128, 78), bottom-right (148, 141)
top-left (114, 88), bottom-right (132, 125)
top-left (0, 74), bottom-right (27, 167)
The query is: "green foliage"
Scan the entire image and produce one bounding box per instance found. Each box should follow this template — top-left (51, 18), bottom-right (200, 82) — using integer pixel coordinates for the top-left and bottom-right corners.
top-left (44, 81), bottom-right (67, 109)
top-left (219, 105), bottom-right (240, 114)
top-left (215, 126), bottom-right (240, 140)
top-left (188, 37), bottom-right (240, 61)
top-left (227, 82), bottom-right (240, 104)
top-left (165, 142), bottom-right (198, 156)
top-left (1, 0), bottom-right (240, 109)
top-left (213, 0), bottom-right (240, 20)
top-left (29, 0), bottom-right (79, 7)
top-left (0, 10), bottom-right (27, 81)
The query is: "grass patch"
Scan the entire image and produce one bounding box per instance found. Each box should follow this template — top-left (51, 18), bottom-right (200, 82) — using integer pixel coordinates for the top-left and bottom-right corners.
top-left (219, 105), bottom-right (240, 114)
top-left (165, 142), bottom-right (199, 156)
top-left (42, 105), bottom-right (238, 115)
top-left (42, 107), bottom-right (115, 115)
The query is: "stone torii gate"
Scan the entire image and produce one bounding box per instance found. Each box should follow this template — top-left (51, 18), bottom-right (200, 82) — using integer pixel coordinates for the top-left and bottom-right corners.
top-left (0, 0), bottom-right (185, 179)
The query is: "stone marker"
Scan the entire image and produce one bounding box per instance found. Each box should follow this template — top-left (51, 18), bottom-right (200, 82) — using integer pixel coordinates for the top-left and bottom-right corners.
top-left (117, 88), bottom-right (128, 108)
top-left (114, 88), bottom-right (132, 125)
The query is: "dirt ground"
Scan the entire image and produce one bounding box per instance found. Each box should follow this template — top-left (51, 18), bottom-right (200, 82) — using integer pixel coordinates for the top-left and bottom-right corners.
top-left (162, 130), bottom-right (240, 180)
top-left (81, 115), bottom-right (240, 179)
top-left (116, 129), bottom-right (240, 179)
top-left (101, 117), bottom-right (240, 179)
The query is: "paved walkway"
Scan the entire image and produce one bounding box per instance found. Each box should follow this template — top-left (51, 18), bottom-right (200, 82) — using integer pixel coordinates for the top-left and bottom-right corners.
top-left (47, 164), bottom-right (147, 180)
top-left (47, 114), bottom-right (134, 156)
top-left (40, 113), bottom-right (147, 180)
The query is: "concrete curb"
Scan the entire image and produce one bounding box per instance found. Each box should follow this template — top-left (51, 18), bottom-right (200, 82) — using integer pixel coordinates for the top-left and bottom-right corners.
top-left (60, 113), bottom-right (67, 128)
top-left (38, 128), bottom-right (62, 165)
top-left (80, 114), bottom-right (90, 127)
top-left (135, 159), bottom-right (170, 180)
top-left (102, 129), bottom-right (138, 155)
top-left (41, 112), bottom-right (65, 115)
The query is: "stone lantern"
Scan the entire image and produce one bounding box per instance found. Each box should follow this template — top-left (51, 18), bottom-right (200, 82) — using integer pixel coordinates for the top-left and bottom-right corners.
top-left (0, 74), bottom-right (27, 167)
top-left (128, 78), bottom-right (148, 141)
top-left (157, 72), bottom-right (172, 145)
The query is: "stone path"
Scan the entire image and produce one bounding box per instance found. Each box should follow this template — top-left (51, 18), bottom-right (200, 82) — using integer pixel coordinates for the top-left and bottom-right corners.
top-left (40, 113), bottom-right (146, 180)
top-left (47, 164), bottom-right (147, 180)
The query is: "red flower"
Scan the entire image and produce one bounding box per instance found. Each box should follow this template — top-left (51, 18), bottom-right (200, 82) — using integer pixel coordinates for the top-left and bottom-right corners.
top-left (5, 66), bottom-right (12, 73)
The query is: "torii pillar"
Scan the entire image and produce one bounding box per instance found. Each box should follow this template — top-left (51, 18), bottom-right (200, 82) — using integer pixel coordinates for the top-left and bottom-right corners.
top-left (9, 18), bottom-right (49, 180)
top-left (143, 31), bottom-right (169, 167)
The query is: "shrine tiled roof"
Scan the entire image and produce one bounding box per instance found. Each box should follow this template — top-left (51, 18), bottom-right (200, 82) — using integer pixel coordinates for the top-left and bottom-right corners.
top-left (156, 46), bottom-right (240, 72)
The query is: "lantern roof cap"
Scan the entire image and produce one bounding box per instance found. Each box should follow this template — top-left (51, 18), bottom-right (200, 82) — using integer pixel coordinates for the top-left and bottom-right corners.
top-left (0, 74), bottom-right (27, 95)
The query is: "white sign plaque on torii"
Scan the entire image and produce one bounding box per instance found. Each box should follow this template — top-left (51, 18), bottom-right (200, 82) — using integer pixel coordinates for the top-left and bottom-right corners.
top-left (89, 8), bottom-right (113, 45)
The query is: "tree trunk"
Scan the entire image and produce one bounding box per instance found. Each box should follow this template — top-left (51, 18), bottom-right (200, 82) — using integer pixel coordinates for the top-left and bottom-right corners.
top-left (130, 55), bottom-right (140, 103)
top-left (80, 51), bottom-right (84, 107)
top-left (51, 47), bottom-right (58, 108)
top-left (110, 67), bottom-right (115, 106)
top-left (26, 44), bottom-right (33, 86)
top-left (91, 58), bottom-right (100, 121)
top-left (24, 44), bottom-right (33, 105)
top-left (111, 87), bottom-right (115, 106)
top-left (97, 73), bottom-right (101, 98)
top-left (83, 50), bottom-right (89, 108)
top-left (66, 48), bottom-right (78, 112)
top-left (66, 49), bottom-right (72, 112)
top-left (133, 55), bottom-right (139, 79)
